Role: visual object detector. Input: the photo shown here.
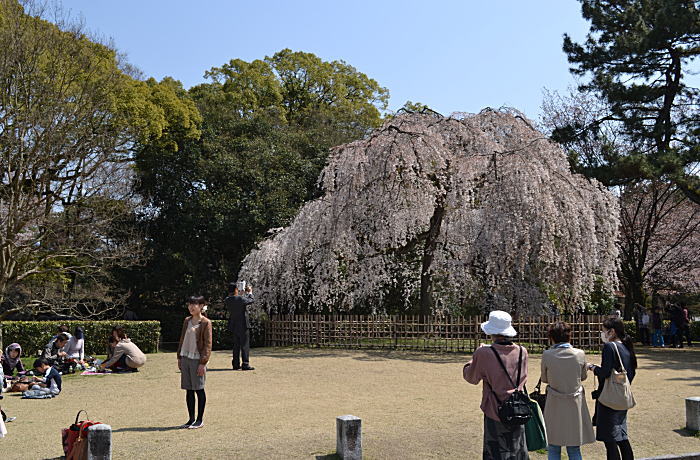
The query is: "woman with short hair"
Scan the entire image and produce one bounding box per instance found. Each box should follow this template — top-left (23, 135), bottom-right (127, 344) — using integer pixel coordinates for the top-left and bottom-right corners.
top-left (176, 296), bottom-right (212, 429)
top-left (541, 321), bottom-right (595, 460)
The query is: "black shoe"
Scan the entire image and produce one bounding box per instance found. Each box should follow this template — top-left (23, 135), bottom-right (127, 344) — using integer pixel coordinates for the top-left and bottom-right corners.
top-left (178, 420), bottom-right (194, 429)
top-left (232, 365), bottom-right (240, 370)
top-left (241, 365), bottom-right (255, 371)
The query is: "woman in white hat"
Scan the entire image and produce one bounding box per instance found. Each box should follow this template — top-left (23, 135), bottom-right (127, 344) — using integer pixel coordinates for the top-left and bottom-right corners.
top-left (463, 310), bottom-right (529, 460)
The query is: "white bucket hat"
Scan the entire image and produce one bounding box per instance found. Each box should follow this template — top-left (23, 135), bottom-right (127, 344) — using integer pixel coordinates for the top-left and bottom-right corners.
top-left (481, 310), bottom-right (517, 337)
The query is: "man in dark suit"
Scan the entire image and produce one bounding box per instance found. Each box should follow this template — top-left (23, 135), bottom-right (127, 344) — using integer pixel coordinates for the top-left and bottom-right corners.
top-left (225, 282), bottom-right (255, 370)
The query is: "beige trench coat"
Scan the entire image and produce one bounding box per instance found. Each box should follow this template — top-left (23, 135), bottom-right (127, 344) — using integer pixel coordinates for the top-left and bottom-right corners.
top-left (541, 346), bottom-right (595, 446)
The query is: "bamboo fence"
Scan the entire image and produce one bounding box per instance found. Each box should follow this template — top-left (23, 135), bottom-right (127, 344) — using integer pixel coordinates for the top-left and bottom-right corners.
top-left (264, 314), bottom-right (606, 353)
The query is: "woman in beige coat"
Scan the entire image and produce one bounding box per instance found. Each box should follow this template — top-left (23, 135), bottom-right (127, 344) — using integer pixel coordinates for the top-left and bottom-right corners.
top-left (541, 321), bottom-right (595, 460)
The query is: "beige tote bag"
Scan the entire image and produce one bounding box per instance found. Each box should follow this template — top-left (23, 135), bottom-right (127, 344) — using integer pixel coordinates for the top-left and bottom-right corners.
top-left (598, 341), bottom-right (636, 410)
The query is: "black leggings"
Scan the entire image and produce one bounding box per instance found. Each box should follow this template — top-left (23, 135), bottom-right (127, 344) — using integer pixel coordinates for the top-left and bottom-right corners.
top-left (604, 440), bottom-right (634, 460)
top-left (185, 389), bottom-right (206, 422)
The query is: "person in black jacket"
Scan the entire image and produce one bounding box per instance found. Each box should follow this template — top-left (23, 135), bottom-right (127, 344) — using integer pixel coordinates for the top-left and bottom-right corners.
top-left (225, 282), bottom-right (255, 371)
top-left (588, 317), bottom-right (637, 460)
top-left (669, 304), bottom-right (688, 348)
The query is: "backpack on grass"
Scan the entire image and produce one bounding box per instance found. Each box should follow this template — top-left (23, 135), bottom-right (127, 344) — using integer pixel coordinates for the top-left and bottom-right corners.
top-left (62, 410), bottom-right (102, 458)
top-left (488, 345), bottom-right (532, 427)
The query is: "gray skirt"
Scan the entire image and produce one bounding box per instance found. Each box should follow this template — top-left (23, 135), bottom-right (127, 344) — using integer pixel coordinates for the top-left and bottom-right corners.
top-left (483, 415), bottom-right (529, 460)
top-left (180, 357), bottom-right (206, 390)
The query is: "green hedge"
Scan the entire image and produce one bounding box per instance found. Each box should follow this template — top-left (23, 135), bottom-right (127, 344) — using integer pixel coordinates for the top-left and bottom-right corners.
top-left (142, 308), bottom-right (267, 350)
top-left (0, 321), bottom-right (160, 355)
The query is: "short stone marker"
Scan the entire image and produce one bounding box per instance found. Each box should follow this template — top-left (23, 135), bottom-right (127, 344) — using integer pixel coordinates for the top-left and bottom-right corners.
top-left (336, 415), bottom-right (361, 460)
top-left (87, 423), bottom-right (112, 460)
top-left (687, 397), bottom-right (700, 432)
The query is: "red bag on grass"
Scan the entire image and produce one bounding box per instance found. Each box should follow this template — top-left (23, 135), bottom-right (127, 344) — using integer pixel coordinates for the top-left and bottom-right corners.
top-left (61, 410), bottom-right (102, 457)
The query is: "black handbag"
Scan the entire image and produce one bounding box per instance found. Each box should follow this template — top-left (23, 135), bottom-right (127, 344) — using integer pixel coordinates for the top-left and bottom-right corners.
top-left (529, 378), bottom-right (546, 411)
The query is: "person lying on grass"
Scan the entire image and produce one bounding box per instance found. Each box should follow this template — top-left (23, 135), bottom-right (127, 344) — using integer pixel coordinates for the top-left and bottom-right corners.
top-left (98, 326), bottom-right (147, 372)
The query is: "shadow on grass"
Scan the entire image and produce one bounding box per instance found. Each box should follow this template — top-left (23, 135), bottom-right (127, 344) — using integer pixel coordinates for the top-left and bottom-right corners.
top-left (112, 426), bottom-right (181, 433)
top-left (636, 348), bottom-right (700, 371)
top-left (247, 348), bottom-right (468, 364)
top-left (665, 376), bottom-right (700, 386)
top-left (314, 454), bottom-right (340, 460)
top-left (672, 428), bottom-right (700, 438)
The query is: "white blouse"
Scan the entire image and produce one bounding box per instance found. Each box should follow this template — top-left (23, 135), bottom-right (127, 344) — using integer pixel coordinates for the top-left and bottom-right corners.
top-left (180, 319), bottom-right (201, 360)
top-left (64, 336), bottom-right (84, 360)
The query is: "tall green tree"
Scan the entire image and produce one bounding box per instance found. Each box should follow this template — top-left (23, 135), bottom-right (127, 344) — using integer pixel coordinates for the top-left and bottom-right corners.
top-left (134, 50), bottom-right (388, 309)
top-left (561, 0), bottom-right (700, 203)
top-left (0, 0), bottom-right (196, 318)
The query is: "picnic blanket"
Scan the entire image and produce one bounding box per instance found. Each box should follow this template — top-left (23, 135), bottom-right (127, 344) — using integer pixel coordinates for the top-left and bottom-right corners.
top-left (80, 371), bottom-right (111, 376)
top-left (22, 391), bottom-right (54, 399)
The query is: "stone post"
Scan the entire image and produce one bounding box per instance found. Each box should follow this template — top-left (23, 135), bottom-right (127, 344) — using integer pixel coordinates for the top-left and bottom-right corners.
top-left (87, 423), bottom-right (112, 460)
top-left (687, 397), bottom-right (700, 432)
top-left (336, 415), bottom-right (362, 460)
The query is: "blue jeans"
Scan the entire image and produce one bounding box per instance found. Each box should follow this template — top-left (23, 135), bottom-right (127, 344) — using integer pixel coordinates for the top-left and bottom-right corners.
top-left (547, 444), bottom-right (582, 460)
top-left (652, 328), bottom-right (665, 347)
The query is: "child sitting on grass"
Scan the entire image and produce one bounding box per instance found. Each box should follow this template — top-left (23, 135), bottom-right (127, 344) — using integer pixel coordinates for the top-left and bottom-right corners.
top-left (23, 358), bottom-right (62, 398)
top-left (1, 344), bottom-right (25, 376)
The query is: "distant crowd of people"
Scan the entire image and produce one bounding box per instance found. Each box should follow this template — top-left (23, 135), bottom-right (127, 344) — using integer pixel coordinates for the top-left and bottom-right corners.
top-left (632, 302), bottom-right (692, 348)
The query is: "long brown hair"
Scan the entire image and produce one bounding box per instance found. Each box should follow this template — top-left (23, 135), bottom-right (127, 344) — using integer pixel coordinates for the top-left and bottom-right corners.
top-left (603, 317), bottom-right (637, 370)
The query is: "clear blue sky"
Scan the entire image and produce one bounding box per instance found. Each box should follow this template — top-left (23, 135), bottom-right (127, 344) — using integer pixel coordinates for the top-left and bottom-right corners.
top-left (59, 0), bottom-right (591, 119)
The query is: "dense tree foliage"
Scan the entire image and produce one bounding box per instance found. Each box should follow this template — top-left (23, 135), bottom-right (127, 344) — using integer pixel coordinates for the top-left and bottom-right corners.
top-left (542, 86), bottom-right (700, 317)
top-left (132, 50), bottom-right (389, 308)
top-left (0, 0), bottom-right (195, 318)
top-left (561, 0), bottom-right (700, 204)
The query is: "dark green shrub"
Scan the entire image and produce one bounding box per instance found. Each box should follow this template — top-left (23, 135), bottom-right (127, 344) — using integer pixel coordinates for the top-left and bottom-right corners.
top-left (211, 316), bottom-right (267, 349)
top-left (623, 321), bottom-right (637, 341)
top-left (0, 321), bottom-right (160, 355)
top-left (691, 321), bottom-right (700, 341)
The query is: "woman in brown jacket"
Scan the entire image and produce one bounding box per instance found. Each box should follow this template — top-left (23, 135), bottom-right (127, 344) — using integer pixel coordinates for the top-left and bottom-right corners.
top-left (176, 296), bottom-right (213, 429)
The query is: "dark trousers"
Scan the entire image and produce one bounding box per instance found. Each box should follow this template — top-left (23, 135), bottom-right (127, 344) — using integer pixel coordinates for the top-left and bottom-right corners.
top-left (638, 327), bottom-right (650, 345)
top-left (108, 354), bottom-right (129, 371)
top-left (232, 329), bottom-right (250, 368)
top-left (680, 325), bottom-right (692, 347)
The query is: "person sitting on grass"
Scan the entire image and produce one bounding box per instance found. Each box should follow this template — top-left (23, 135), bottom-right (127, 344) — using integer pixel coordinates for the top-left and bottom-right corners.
top-left (23, 358), bottom-right (62, 397)
top-left (51, 325), bottom-right (72, 348)
top-left (64, 326), bottom-right (86, 364)
top-left (1, 344), bottom-right (25, 376)
top-left (105, 335), bottom-right (117, 361)
top-left (99, 326), bottom-right (146, 372)
top-left (42, 333), bottom-right (69, 366)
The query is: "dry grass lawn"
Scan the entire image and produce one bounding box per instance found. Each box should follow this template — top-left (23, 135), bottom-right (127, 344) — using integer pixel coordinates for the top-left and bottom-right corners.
top-left (1, 347), bottom-right (699, 459)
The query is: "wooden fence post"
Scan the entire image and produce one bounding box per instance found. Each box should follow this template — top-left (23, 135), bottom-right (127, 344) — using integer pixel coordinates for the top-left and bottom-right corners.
top-left (316, 315), bottom-right (321, 348)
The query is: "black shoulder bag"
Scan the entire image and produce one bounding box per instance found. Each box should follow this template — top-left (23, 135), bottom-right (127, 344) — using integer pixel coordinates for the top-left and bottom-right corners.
top-left (489, 345), bottom-right (532, 426)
